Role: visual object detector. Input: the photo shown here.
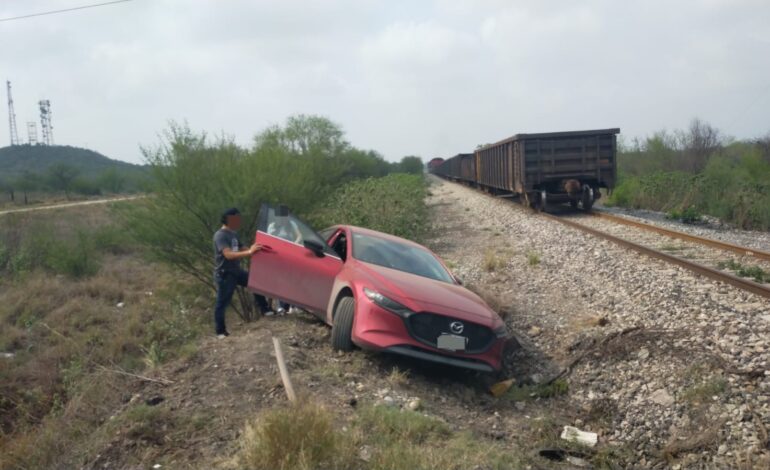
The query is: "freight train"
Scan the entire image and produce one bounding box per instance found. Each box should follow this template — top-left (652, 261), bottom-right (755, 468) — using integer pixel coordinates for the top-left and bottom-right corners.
top-left (432, 129), bottom-right (620, 210)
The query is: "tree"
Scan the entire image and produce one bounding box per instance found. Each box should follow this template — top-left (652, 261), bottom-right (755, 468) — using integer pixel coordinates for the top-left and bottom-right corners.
top-left (397, 156), bottom-right (424, 174)
top-left (46, 164), bottom-right (80, 199)
top-left (0, 178), bottom-right (13, 202)
top-left (14, 171), bottom-right (41, 205)
top-left (254, 114), bottom-right (347, 157)
top-left (98, 168), bottom-right (127, 194)
top-left (677, 118), bottom-right (722, 173)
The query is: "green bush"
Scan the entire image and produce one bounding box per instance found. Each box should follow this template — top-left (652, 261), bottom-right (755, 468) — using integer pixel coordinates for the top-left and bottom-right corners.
top-left (310, 173), bottom-right (429, 241)
top-left (122, 117), bottom-right (414, 320)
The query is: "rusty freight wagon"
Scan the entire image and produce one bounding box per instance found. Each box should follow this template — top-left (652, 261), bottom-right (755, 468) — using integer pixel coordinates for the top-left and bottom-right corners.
top-left (474, 128), bottom-right (620, 210)
top-left (435, 153), bottom-right (475, 182)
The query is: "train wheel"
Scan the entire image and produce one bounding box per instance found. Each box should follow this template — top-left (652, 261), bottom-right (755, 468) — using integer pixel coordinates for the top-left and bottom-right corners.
top-left (582, 186), bottom-right (594, 211)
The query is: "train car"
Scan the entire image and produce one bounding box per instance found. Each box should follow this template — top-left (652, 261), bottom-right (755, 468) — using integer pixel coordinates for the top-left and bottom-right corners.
top-left (435, 153), bottom-right (472, 182)
top-left (427, 157), bottom-right (445, 172)
top-left (474, 128), bottom-right (620, 209)
top-left (459, 153), bottom-right (476, 183)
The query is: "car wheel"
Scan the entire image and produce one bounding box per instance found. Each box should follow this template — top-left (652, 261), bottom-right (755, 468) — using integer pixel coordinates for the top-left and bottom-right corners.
top-left (331, 296), bottom-right (355, 351)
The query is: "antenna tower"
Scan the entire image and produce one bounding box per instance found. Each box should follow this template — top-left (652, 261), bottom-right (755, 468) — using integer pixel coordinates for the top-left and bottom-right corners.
top-left (39, 99), bottom-right (53, 145)
top-left (7, 81), bottom-right (20, 146)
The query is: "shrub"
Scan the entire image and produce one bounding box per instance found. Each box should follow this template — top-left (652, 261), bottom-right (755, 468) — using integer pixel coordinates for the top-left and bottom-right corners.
top-left (310, 173), bottom-right (428, 241)
top-left (237, 400), bottom-right (355, 470)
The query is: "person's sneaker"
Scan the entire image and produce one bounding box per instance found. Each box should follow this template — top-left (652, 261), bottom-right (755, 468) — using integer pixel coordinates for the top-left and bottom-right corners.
top-left (217, 334), bottom-right (227, 339)
top-left (276, 307), bottom-right (286, 315)
top-left (263, 310), bottom-right (275, 317)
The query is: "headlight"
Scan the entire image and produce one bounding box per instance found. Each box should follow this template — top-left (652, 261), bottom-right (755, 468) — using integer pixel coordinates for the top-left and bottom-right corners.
top-left (363, 288), bottom-right (414, 318)
top-left (493, 324), bottom-right (508, 339)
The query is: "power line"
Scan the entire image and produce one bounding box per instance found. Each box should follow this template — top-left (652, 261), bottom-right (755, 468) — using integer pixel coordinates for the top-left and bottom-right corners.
top-left (0, 0), bottom-right (133, 23)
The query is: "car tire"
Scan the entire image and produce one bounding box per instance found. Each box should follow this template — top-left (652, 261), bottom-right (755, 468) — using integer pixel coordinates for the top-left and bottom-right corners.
top-left (331, 297), bottom-right (355, 351)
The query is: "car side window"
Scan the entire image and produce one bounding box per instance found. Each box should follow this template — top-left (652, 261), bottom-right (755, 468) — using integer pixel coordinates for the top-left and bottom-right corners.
top-left (319, 227), bottom-right (336, 244)
top-left (259, 204), bottom-right (338, 257)
top-left (330, 232), bottom-right (348, 261)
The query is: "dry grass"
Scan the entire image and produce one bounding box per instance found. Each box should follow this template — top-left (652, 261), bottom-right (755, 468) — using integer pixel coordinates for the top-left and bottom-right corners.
top-left (482, 249), bottom-right (506, 272)
top-left (236, 400), bottom-right (357, 470)
top-left (526, 250), bottom-right (541, 266)
top-left (386, 366), bottom-right (409, 387)
top-left (0, 204), bottom-right (209, 469)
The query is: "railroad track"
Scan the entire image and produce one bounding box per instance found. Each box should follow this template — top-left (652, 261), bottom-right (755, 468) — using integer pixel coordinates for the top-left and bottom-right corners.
top-left (543, 209), bottom-right (770, 300)
top-left (436, 176), bottom-right (770, 300)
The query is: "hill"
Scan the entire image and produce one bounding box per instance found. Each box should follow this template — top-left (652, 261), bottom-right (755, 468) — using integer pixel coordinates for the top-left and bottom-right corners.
top-left (0, 144), bottom-right (146, 181)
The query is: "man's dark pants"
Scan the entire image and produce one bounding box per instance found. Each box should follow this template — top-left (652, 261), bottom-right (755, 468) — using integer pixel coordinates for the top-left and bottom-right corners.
top-left (214, 268), bottom-right (270, 334)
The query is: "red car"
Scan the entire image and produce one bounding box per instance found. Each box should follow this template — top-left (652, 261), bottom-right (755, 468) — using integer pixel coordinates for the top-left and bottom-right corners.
top-left (248, 203), bottom-right (508, 372)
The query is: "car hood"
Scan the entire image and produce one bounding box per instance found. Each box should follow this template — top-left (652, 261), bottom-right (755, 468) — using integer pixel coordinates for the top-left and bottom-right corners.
top-left (354, 262), bottom-right (499, 325)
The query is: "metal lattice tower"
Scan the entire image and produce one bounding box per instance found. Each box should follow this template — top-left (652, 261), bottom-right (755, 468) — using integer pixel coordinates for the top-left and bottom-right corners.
top-left (27, 121), bottom-right (38, 145)
top-left (7, 81), bottom-right (20, 146)
top-left (39, 99), bottom-right (53, 145)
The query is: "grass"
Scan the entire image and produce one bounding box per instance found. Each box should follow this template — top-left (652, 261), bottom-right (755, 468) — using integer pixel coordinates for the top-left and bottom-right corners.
top-left (527, 250), bottom-right (541, 266)
top-left (505, 379), bottom-right (569, 401)
top-left (717, 259), bottom-right (770, 283)
top-left (681, 376), bottom-right (728, 405)
top-left (386, 366), bottom-right (409, 387)
top-left (666, 206), bottom-right (703, 224)
top-left (236, 402), bottom-right (526, 470)
top-left (237, 400), bottom-right (356, 470)
top-left (0, 204), bottom-right (209, 468)
top-left (482, 249), bottom-right (506, 272)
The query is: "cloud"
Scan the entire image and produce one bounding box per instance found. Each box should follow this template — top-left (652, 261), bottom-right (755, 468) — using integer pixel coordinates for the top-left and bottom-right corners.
top-left (0, 0), bottom-right (768, 163)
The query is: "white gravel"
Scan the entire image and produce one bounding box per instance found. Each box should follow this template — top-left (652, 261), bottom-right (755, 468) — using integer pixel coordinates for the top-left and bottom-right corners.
top-left (425, 176), bottom-right (770, 469)
top-left (600, 205), bottom-right (770, 253)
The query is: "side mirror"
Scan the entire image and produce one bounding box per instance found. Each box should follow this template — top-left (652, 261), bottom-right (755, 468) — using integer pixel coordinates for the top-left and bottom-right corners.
top-left (303, 239), bottom-right (326, 258)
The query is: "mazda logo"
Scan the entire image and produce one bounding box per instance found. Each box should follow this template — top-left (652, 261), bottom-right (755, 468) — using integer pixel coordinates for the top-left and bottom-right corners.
top-left (449, 321), bottom-right (464, 334)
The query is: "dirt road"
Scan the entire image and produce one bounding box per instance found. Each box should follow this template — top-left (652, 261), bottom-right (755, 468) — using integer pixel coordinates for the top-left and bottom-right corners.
top-left (0, 195), bottom-right (143, 216)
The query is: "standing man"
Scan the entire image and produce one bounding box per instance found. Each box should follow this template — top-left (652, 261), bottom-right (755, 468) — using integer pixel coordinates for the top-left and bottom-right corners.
top-left (213, 207), bottom-right (273, 338)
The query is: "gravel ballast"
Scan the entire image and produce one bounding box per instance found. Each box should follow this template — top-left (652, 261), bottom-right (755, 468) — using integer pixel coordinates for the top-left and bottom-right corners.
top-left (425, 176), bottom-right (770, 469)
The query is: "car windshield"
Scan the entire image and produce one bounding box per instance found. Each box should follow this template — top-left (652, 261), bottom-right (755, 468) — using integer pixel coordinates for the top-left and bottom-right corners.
top-left (351, 232), bottom-right (454, 283)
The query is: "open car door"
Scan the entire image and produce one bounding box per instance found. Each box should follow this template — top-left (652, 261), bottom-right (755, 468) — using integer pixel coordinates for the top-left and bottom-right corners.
top-left (248, 203), bottom-right (343, 315)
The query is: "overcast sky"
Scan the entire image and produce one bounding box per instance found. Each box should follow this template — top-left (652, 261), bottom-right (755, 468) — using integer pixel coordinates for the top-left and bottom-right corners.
top-left (1, 0), bottom-right (769, 164)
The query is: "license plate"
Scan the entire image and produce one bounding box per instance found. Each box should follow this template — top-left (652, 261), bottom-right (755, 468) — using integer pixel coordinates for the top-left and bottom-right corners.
top-left (437, 334), bottom-right (467, 351)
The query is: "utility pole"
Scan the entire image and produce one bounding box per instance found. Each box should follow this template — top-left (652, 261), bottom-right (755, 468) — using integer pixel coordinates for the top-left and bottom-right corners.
top-left (7, 80), bottom-right (20, 146)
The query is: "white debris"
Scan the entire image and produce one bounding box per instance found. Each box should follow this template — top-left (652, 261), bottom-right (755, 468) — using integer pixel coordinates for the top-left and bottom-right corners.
top-left (560, 426), bottom-right (598, 447)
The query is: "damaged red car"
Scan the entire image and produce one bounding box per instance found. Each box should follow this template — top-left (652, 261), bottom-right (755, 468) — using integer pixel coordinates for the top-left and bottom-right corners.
top-left (248, 203), bottom-right (508, 372)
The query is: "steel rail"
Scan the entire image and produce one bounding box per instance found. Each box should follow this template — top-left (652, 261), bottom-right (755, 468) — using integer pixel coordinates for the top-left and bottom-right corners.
top-left (592, 211), bottom-right (770, 262)
top-left (544, 213), bottom-right (770, 300)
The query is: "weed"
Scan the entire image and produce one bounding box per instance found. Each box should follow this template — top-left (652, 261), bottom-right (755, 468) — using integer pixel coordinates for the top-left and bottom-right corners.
top-left (482, 249), bottom-right (505, 272)
top-left (506, 379), bottom-right (569, 401)
top-left (527, 251), bottom-right (541, 266)
top-left (681, 376), bottom-right (728, 404)
top-left (357, 405), bottom-right (450, 445)
top-left (236, 400), bottom-right (356, 470)
top-left (142, 341), bottom-right (165, 369)
top-left (717, 259), bottom-right (770, 283)
top-left (667, 206), bottom-right (702, 224)
top-left (386, 366), bottom-right (409, 387)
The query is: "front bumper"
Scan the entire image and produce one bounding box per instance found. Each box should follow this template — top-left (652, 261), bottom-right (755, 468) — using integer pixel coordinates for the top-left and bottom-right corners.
top-left (351, 297), bottom-right (503, 372)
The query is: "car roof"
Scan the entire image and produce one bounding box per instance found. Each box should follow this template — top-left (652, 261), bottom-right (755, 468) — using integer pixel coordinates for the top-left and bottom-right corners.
top-left (331, 225), bottom-right (426, 250)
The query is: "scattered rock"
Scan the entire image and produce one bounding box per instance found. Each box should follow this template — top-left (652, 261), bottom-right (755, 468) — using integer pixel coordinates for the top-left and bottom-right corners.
top-left (649, 389), bottom-right (674, 407)
top-left (116, 302), bottom-right (125, 308)
top-left (382, 396), bottom-right (396, 407)
top-left (407, 398), bottom-right (421, 411)
top-left (528, 326), bottom-right (542, 337)
top-left (359, 445), bottom-right (372, 462)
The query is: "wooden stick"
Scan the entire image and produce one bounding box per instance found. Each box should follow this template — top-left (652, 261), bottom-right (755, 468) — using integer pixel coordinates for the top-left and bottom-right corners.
top-left (97, 365), bottom-right (174, 385)
top-left (272, 336), bottom-right (296, 402)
